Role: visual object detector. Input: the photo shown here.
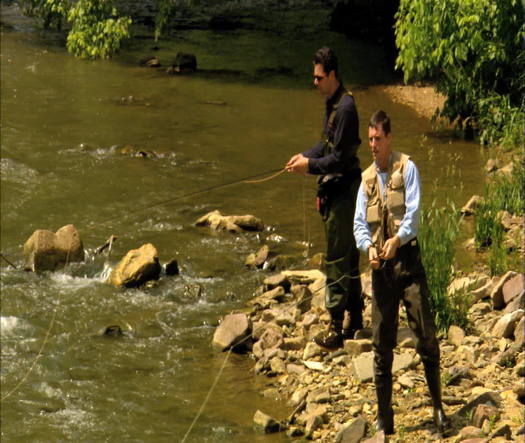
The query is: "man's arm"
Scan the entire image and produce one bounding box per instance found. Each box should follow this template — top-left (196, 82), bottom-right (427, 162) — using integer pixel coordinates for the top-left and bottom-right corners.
top-left (301, 140), bottom-right (325, 160)
top-left (354, 182), bottom-right (381, 269)
top-left (396, 160), bottom-right (420, 245)
top-left (353, 182), bottom-right (373, 254)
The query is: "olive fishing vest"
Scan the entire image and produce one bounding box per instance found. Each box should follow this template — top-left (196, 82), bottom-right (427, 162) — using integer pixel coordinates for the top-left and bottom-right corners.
top-left (362, 150), bottom-right (410, 249)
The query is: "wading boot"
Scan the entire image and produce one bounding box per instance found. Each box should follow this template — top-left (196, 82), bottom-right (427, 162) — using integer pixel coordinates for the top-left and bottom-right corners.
top-left (375, 376), bottom-right (394, 435)
top-left (424, 364), bottom-right (449, 434)
top-left (342, 309), bottom-right (363, 340)
top-left (314, 316), bottom-right (344, 349)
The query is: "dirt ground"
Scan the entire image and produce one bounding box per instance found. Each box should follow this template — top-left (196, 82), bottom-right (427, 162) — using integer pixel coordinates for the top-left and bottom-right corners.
top-left (382, 84), bottom-right (446, 120)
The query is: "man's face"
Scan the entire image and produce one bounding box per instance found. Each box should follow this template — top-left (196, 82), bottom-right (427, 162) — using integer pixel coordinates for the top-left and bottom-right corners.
top-left (313, 64), bottom-right (334, 96)
top-left (368, 124), bottom-right (392, 169)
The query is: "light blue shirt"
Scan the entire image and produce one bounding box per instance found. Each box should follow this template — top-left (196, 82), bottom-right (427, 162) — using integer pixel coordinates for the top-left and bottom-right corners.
top-left (353, 158), bottom-right (421, 253)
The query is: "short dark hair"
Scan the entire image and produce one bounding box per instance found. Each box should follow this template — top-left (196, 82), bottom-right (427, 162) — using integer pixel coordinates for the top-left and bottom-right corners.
top-left (313, 47), bottom-right (338, 77)
top-left (369, 110), bottom-right (391, 135)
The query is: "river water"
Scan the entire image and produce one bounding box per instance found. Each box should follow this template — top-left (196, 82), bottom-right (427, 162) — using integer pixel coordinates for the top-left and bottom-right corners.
top-left (0, 4), bottom-right (484, 442)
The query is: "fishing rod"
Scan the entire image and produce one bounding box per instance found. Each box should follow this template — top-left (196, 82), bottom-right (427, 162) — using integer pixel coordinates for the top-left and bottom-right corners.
top-left (84, 166), bottom-right (286, 231)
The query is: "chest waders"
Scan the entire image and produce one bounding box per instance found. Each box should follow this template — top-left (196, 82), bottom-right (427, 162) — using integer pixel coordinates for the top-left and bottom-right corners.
top-left (314, 90), bottom-right (363, 349)
top-left (363, 153), bottom-right (448, 435)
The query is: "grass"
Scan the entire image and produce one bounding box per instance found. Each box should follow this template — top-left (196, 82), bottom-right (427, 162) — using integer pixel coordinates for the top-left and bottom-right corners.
top-left (474, 160), bottom-right (524, 276)
top-left (419, 199), bottom-right (469, 332)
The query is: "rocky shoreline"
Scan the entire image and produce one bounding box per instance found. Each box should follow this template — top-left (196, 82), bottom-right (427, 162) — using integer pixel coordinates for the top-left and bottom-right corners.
top-left (213, 267), bottom-right (524, 442)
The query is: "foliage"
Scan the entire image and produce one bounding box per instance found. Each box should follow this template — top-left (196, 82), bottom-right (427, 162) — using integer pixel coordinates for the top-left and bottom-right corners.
top-left (419, 200), bottom-right (468, 331)
top-left (19, 0), bottom-right (69, 29)
top-left (477, 94), bottom-right (525, 151)
top-left (395, 0), bottom-right (524, 139)
top-left (19, 0), bottom-right (131, 59)
top-left (66, 0), bottom-right (131, 59)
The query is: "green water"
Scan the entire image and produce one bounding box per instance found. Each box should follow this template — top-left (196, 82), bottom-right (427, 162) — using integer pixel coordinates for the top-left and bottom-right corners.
top-left (1, 4), bottom-right (484, 442)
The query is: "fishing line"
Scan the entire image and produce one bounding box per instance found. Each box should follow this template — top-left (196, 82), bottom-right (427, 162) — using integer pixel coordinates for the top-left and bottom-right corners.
top-left (0, 252), bottom-right (17, 269)
top-left (0, 307), bottom-right (58, 402)
top-left (0, 168), bottom-right (289, 402)
top-left (83, 167), bottom-right (286, 232)
top-left (180, 273), bottom-right (361, 442)
top-left (0, 167), bottom-right (286, 268)
top-left (0, 245), bottom-right (77, 403)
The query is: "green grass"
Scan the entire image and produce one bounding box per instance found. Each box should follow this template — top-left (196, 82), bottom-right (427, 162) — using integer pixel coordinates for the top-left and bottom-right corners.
top-left (419, 200), bottom-right (469, 332)
top-left (475, 160), bottom-right (524, 275)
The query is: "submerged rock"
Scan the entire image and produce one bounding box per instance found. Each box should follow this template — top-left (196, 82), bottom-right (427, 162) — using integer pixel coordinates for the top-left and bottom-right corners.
top-left (103, 325), bottom-right (123, 337)
top-left (253, 409), bottom-right (284, 433)
top-left (167, 52), bottom-right (197, 74)
top-left (245, 244), bottom-right (270, 268)
top-left (23, 224), bottom-right (84, 272)
top-left (109, 243), bottom-right (161, 288)
top-left (196, 210), bottom-right (264, 232)
top-left (139, 55), bottom-right (161, 67)
top-left (164, 258), bottom-right (179, 276)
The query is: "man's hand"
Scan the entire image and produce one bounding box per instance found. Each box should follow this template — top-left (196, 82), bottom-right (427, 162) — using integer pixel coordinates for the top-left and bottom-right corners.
top-left (368, 246), bottom-right (381, 270)
top-left (379, 235), bottom-right (400, 261)
top-left (285, 153), bottom-right (309, 175)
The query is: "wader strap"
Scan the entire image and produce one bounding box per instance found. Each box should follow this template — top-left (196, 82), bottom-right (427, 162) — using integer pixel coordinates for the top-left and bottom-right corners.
top-left (323, 90), bottom-right (353, 156)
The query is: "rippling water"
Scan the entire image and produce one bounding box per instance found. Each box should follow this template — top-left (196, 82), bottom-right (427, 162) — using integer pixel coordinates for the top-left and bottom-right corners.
top-left (1, 3), bottom-right (483, 441)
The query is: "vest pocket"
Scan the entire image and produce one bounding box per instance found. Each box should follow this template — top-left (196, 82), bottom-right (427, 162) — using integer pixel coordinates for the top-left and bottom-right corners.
top-left (366, 203), bottom-right (380, 224)
top-left (387, 190), bottom-right (405, 211)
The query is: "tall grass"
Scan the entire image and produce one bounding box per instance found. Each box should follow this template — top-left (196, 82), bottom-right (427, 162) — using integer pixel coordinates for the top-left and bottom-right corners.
top-left (475, 161), bottom-right (524, 275)
top-left (419, 200), bottom-right (468, 332)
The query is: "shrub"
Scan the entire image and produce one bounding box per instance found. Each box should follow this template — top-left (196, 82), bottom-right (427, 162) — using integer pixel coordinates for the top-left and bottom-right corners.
top-left (19, 0), bottom-right (131, 59)
top-left (395, 0), bottom-right (524, 139)
top-left (66, 0), bottom-right (131, 59)
top-left (477, 94), bottom-right (525, 151)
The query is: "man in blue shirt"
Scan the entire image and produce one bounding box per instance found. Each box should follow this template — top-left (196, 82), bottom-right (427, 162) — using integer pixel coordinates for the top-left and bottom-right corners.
top-left (286, 47), bottom-right (362, 348)
top-left (353, 110), bottom-right (447, 436)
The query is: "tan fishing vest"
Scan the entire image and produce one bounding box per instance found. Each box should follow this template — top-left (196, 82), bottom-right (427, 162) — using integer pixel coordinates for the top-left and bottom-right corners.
top-left (362, 150), bottom-right (410, 249)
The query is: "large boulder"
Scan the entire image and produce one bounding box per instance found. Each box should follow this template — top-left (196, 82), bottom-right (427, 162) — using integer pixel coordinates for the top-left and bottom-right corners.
top-left (23, 224), bottom-right (84, 272)
top-left (195, 210), bottom-right (264, 232)
top-left (109, 243), bottom-right (161, 287)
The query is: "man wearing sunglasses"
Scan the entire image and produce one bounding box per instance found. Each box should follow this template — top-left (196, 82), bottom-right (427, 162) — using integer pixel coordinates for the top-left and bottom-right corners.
top-left (286, 47), bottom-right (363, 348)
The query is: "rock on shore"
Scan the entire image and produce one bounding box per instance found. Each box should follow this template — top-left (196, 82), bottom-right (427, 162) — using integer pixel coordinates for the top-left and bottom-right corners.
top-left (214, 270), bottom-right (525, 441)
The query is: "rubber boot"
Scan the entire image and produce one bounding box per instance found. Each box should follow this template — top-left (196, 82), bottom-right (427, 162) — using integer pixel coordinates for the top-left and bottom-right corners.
top-left (375, 376), bottom-right (394, 435)
top-left (424, 364), bottom-right (448, 434)
top-left (314, 315), bottom-right (344, 348)
top-left (342, 308), bottom-right (363, 339)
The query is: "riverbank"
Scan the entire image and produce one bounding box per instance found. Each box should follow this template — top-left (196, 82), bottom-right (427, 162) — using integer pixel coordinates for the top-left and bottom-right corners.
top-left (216, 266), bottom-right (524, 441)
top-left (382, 84), bottom-right (446, 121)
